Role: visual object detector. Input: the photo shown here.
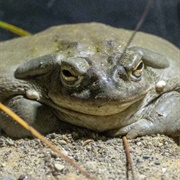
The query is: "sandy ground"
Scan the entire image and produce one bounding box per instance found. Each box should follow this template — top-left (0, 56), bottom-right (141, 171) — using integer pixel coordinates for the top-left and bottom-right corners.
top-left (0, 123), bottom-right (179, 180)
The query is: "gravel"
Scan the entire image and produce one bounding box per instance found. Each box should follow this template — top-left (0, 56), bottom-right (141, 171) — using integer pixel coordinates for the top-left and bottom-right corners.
top-left (0, 125), bottom-right (179, 180)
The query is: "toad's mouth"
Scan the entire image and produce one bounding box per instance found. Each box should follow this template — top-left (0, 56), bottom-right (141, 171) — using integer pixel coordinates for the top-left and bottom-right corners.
top-left (40, 95), bottom-right (145, 132)
top-left (44, 94), bottom-right (144, 117)
top-left (55, 101), bottom-right (132, 116)
top-left (43, 97), bottom-right (145, 132)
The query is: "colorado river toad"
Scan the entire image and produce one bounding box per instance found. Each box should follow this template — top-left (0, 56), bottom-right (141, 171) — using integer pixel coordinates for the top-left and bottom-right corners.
top-left (0, 23), bottom-right (179, 138)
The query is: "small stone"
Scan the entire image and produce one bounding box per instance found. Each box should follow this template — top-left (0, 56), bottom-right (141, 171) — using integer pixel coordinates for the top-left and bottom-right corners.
top-left (50, 151), bottom-right (58, 158)
top-left (136, 173), bottom-right (147, 180)
top-left (143, 154), bottom-right (151, 159)
top-left (82, 139), bottom-right (94, 146)
top-left (0, 139), bottom-right (6, 147)
top-left (58, 140), bottom-right (67, 145)
top-left (162, 168), bottom-right (167, 174)
top-left (136, 141), bottom-right (142, 146)
top-left (106, 139), bottom-right (116, 144)
top-left (62, 135), bottom-right (71, 143)
top-left (18, 174), bottom-right (28, 180)
top-left (6, 139), bottom-right (14, 146)
top-left (154, 161), bottom-right (161, 165)
top-left (157, 143), bottom-right (163, 147)
top-left (2, 176), bottom-right (14, 180)
top-left (61, 150), bottom-right (68, 156)
top-left (1, 163), bottom-right (6, 167)
top-left (54, 163), bottom-right (65, 171)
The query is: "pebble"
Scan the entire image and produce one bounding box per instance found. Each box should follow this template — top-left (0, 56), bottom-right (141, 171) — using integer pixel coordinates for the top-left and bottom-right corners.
top-left (0, 132), bottom-right (178, 179)
top-left (1, 163), bottom-right (6, 167)
top-left (82, 139), bottom-right (94, 146)
top-left (62, 135), bottom-right (71, 143)
top-left (143, 154), bottom-right (151, 159)
top-left (0, 138), bottom-right (6, 147)
top-left (136, 141), bottom-right (142, 146)
top-left (2, 176), bottom-right (14, 180)
top-left (61, 150), bottom-right (69, 156)
top-left (154, 161), bottom-right (161, 165)
top-left (162, 168), bottom-right (167, 174)
top-left (50, 151), bottom-right (58, 158)
top-left (106, 139), bottom-right (116, 144)
top-left (136, 173), bottom-right (147, 180)
top-left (54, 163), bottom-right (65, 171)
top-left (6, 139), bottom-right (14, 146)
top-left (58, 140), bottom-right (67, 145)
top-left (18, 174), bottom-right (28, 180)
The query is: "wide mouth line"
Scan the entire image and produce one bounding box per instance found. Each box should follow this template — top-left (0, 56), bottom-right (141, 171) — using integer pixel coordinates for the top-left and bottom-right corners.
top-left (43, 99), bottom-right (135, 117)
top-left (42, 92), bottom-right (146, 117)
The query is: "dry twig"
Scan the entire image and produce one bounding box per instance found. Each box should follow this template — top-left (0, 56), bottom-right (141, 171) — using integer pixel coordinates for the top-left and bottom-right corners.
top-left (0, 21), bottom-right (32, 36)
top-left (123, 136), bottom-right (135, 180)
top-left (0, 102), bottom-right (95, 180)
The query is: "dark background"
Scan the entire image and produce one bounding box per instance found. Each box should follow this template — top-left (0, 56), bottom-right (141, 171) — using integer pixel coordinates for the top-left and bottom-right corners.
top-left (0, 0), bottom-right (179, 47)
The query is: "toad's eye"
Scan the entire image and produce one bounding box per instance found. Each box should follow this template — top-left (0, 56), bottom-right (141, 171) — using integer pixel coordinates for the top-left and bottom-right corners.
top-left (60, 66), bottom-right (84, 88)
top-left (61, 69), bottom-right (78, 82)
top-left (60, 57), bottom-right (90, 87)
top-left (132, 60), bottom-right (144, 78)
top-left (61, 68), bottom-right (78, 83)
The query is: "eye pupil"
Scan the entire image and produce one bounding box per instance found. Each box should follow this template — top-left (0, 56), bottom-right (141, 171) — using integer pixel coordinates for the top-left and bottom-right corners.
top-left (137, 62), bottom-right (143, 70)
top-left (62, 70), bottom-right (73, 77)
top-left (61, 68), bottom-right (78, 83)
top-left (131, 60), bottom-right (144, 79)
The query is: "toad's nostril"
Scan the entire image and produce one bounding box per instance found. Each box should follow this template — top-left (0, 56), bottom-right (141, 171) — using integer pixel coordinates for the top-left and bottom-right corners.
top-left (112, 65), bottom-right (128, 82)
top-left (90, 81), bottom-right (98, 90)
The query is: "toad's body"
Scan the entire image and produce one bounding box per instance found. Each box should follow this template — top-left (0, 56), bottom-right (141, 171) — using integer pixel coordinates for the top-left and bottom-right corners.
top-left (0, 23), bottom-right (179, 138)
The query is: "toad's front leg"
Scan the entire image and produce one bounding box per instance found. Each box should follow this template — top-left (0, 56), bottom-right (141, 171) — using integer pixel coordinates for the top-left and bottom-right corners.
top-left (106, 91), bottom-right (180, 138)
top-left (0, 95), bottom-right (59, 138)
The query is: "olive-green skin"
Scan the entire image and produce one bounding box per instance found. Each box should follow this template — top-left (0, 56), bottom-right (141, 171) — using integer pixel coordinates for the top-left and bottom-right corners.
top-left (0, 23), bottom-right (179, 138)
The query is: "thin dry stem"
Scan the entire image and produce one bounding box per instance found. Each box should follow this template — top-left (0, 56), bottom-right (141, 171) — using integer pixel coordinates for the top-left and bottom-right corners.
top-left (0, 102), bottom-right (95, 180)
top-left (0, 21), bottom-right (32, 36)
top-left (123, 136), bottom-right (135, 180)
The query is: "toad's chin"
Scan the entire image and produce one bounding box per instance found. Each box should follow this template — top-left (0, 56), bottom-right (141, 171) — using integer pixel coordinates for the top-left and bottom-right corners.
top-left (51, 100), bottom-right (133, 116)
top-left (44, 98), bottom-right (144, 132)
top-left (47, 93), bottom-right (145, 116)
top-left (52, 103), bottom-right (138, 132)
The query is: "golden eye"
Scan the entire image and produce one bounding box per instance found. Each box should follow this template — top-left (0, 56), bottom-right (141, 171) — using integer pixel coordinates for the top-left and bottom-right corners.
top-left (132, 60), bottom-right (144, 78)
top-left (61, 68), bottom-right (78, 82)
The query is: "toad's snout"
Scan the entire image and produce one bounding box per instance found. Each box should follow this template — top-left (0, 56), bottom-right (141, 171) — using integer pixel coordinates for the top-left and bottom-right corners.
top-left (87, 66), bottom-right (129, 101)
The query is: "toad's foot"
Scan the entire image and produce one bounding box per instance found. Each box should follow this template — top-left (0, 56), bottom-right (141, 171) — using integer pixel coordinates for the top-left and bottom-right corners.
top-left (0, 95), bottom-right (59, 138)
top-left (106, 91), bottom-right (180, 138)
